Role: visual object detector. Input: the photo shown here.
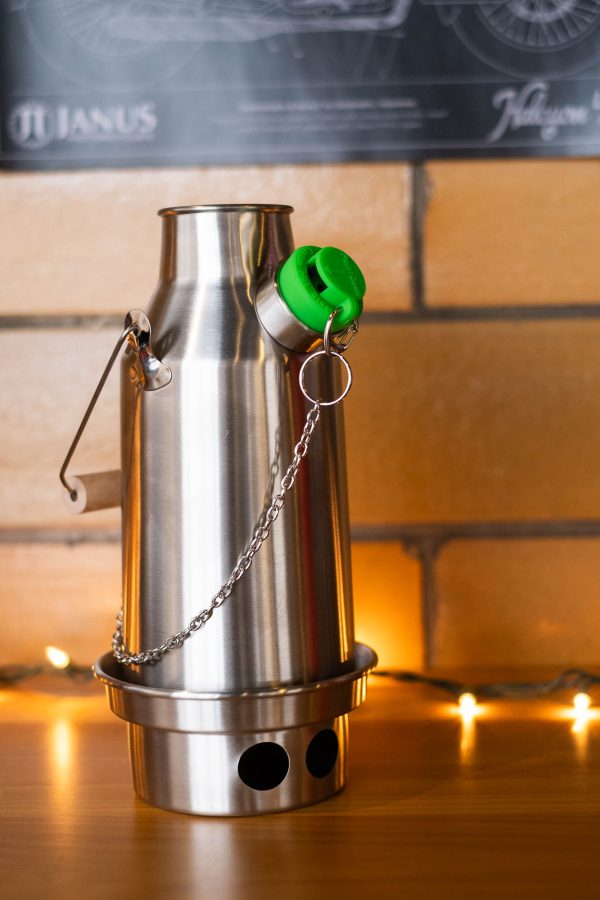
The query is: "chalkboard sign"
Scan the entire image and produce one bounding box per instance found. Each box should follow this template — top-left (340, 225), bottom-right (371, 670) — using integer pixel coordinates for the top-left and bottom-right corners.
top-left (2, 0), bottom-right (600, 168)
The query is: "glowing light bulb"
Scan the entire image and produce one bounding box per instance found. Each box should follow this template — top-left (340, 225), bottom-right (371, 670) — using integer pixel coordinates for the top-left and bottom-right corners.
top-left (573, 692), bottom-right (592, 714)
top-left (45, 646), bottom-right (71, 670)
top-left (458, 692), bottom-right (477, 716)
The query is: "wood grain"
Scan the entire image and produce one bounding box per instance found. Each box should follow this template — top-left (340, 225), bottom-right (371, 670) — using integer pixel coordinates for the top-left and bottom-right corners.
top-left (2, 678), bottom-right (600, 899)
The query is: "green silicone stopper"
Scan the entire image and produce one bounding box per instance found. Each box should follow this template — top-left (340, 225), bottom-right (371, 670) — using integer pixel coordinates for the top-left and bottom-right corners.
top-left (277, 245), bottom-right (365, 333)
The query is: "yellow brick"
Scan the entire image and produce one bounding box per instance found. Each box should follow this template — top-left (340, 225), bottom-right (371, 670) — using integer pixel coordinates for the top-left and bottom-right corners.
top-left (352, 542), bottom-right (423, 669)
top-left (0, 543), bottom-right (120, 665)
top-left (0, 163), bottom-right (410, 316)
top-left (435, 539), bottom-right (600, 666)
top-left (5, 321), bottom-right (600, 528)
top-left (0, 541), bottom-right (419, 669)
top-left (346, 319), bottom-right (600, 523)
top-left (5, 318), bottom-right (600, 529)
top-left (0, 329), bottom-right (121, 530)
top-left (424, 159), bottom-right (600, 307)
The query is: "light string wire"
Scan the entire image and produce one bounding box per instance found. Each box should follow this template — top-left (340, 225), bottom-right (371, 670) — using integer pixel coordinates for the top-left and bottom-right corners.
top-left (0, 648), bottom-right (93, 685)
top-left (2, 653), bottom-right (600, 701)
top-left (373, 668), bottom-right (600, 699)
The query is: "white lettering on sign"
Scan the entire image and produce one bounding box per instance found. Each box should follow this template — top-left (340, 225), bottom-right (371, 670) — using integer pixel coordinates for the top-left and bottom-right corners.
top-left (8, 101), bottom-right (157, 149)
top-left (488, 81), bottom-right (589, 143)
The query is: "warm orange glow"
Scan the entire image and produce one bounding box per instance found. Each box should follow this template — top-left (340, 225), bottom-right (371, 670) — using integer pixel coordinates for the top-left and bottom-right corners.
top-left (571, 709), bottom-right (592, 763)
top-left (50, 718), bottom-right (75, 788)
top-left (573, 692), bottom-right (592, 714)
top-left (45, 646), bottom-right (71, 670)
top-left (572, 713), bottom-right (589, 735)
top-left (571, 694), bottom-right (593, 740)
top-left (458, 692), bottom-right (478, 718)
top-left (352, 544), bottom-right (423, 669)
top-left (460, 713), bottom-right (477, 764)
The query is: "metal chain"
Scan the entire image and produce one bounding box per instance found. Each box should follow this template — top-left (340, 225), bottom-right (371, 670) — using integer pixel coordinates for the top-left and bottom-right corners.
top-left (112, 402), bottom-right (322, 666)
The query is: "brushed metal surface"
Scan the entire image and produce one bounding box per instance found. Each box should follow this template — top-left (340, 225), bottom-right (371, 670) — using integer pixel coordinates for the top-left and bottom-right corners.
top-left (97, 643), bottom-right (372, 816)
top-left (255, 271), bottom-right (322, 353)
top-left (94, 643), bottom-right (377, 733)
top-left (128, 716), bottom-right (348, 817)
top-left (121, 205), bottom-right (356, 692)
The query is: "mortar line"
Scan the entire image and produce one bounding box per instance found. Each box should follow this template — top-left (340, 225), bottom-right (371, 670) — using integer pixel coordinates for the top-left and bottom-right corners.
top-left (3, 520), bottom-right (600, 545)
top-left (4, 307), bottom-right (600, 330)
top-left (419, 539), bottom-right (440, 670)
top-left (363, 306), bottom-right (600, 323)
top-left (401, 536), bottom-right (442, 670)
top-left (0, 315), bottom-right (122, 329)
top-left (0, 529), bottom-right (121, 544)
top-left (351, 520), bottom-right (600, 542)
top-left (409, 162), bottom-right (427, 314)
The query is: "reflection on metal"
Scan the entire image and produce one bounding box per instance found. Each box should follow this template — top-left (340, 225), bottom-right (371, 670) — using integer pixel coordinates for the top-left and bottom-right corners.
top-left (97, 646), bottom-right (371, 816)
top-left (116, 205), bottom-right (357, 693)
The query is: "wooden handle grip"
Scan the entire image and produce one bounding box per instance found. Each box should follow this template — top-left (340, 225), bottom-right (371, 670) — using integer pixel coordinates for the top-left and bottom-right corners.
top-left (64, 470), bottom-right (121, 515)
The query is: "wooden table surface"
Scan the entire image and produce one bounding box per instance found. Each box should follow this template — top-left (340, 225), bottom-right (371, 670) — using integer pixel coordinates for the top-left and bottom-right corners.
top-left (2, 673), bottom-right (600, 900)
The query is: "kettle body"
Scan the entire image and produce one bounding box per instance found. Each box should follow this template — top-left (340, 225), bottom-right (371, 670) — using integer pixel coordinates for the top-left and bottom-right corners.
top-left (121, 204), bottom-right (354, 692)
top-left (63, 203), bottom-right (376, 816)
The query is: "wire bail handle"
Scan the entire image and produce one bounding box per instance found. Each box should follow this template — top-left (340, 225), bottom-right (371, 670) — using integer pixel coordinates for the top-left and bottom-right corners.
top-left (59, 309), bottom-right (172, 502)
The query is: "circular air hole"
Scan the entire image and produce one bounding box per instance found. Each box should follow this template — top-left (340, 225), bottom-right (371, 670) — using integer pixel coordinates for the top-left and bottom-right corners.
top-left (238, 742), bottom-right (290, 791)
top-left (306, 728), bottom-right (339, 779)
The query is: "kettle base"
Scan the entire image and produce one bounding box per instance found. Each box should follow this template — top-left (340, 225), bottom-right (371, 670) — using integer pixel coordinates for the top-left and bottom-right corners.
top-left (94, 642), bottom-right (377, 817)
top-left (128, 715), bottom-right (348, 817)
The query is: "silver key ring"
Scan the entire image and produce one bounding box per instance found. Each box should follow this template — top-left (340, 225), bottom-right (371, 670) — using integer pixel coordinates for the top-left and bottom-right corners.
top-left (299, 349), bottom-right (352, 407)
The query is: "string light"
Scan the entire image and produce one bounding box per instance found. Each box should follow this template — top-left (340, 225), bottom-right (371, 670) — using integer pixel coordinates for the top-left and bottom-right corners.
top-left (45, 646), bottom-right (71, 670)
top-left (0, 647), bottom-right (92, 686)
top-left (570, 692), bottom-right (593, 740)
top-left (0, 657), bottom-right (598, 714)
top-left (458, 692), bottom-right (478, 717)
top-left (374, 668), bottom-right (600, 701)
top-left (573, 692), bottom-right (592, 714)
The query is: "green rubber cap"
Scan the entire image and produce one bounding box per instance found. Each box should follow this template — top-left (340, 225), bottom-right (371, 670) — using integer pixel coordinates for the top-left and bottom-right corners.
top-left (277, 245), bottom-right (365, 333)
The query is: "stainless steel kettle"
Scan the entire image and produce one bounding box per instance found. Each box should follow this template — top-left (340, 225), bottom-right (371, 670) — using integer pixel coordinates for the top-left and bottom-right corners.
top-left (61, 203), bottom-right (376, 816)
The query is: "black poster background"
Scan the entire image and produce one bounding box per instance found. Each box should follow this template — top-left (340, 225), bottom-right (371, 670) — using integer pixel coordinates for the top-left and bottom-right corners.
top-left (2, 1), bottom-right (600, 169)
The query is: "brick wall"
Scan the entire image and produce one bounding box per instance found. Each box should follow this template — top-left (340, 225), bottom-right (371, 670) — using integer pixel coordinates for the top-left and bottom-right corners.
top-left (2, 159), bottom-right (599, 670)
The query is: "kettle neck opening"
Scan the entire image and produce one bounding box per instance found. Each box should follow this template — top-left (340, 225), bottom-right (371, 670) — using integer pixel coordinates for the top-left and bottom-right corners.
top-left (158, 204), bottom-right (294, 217)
